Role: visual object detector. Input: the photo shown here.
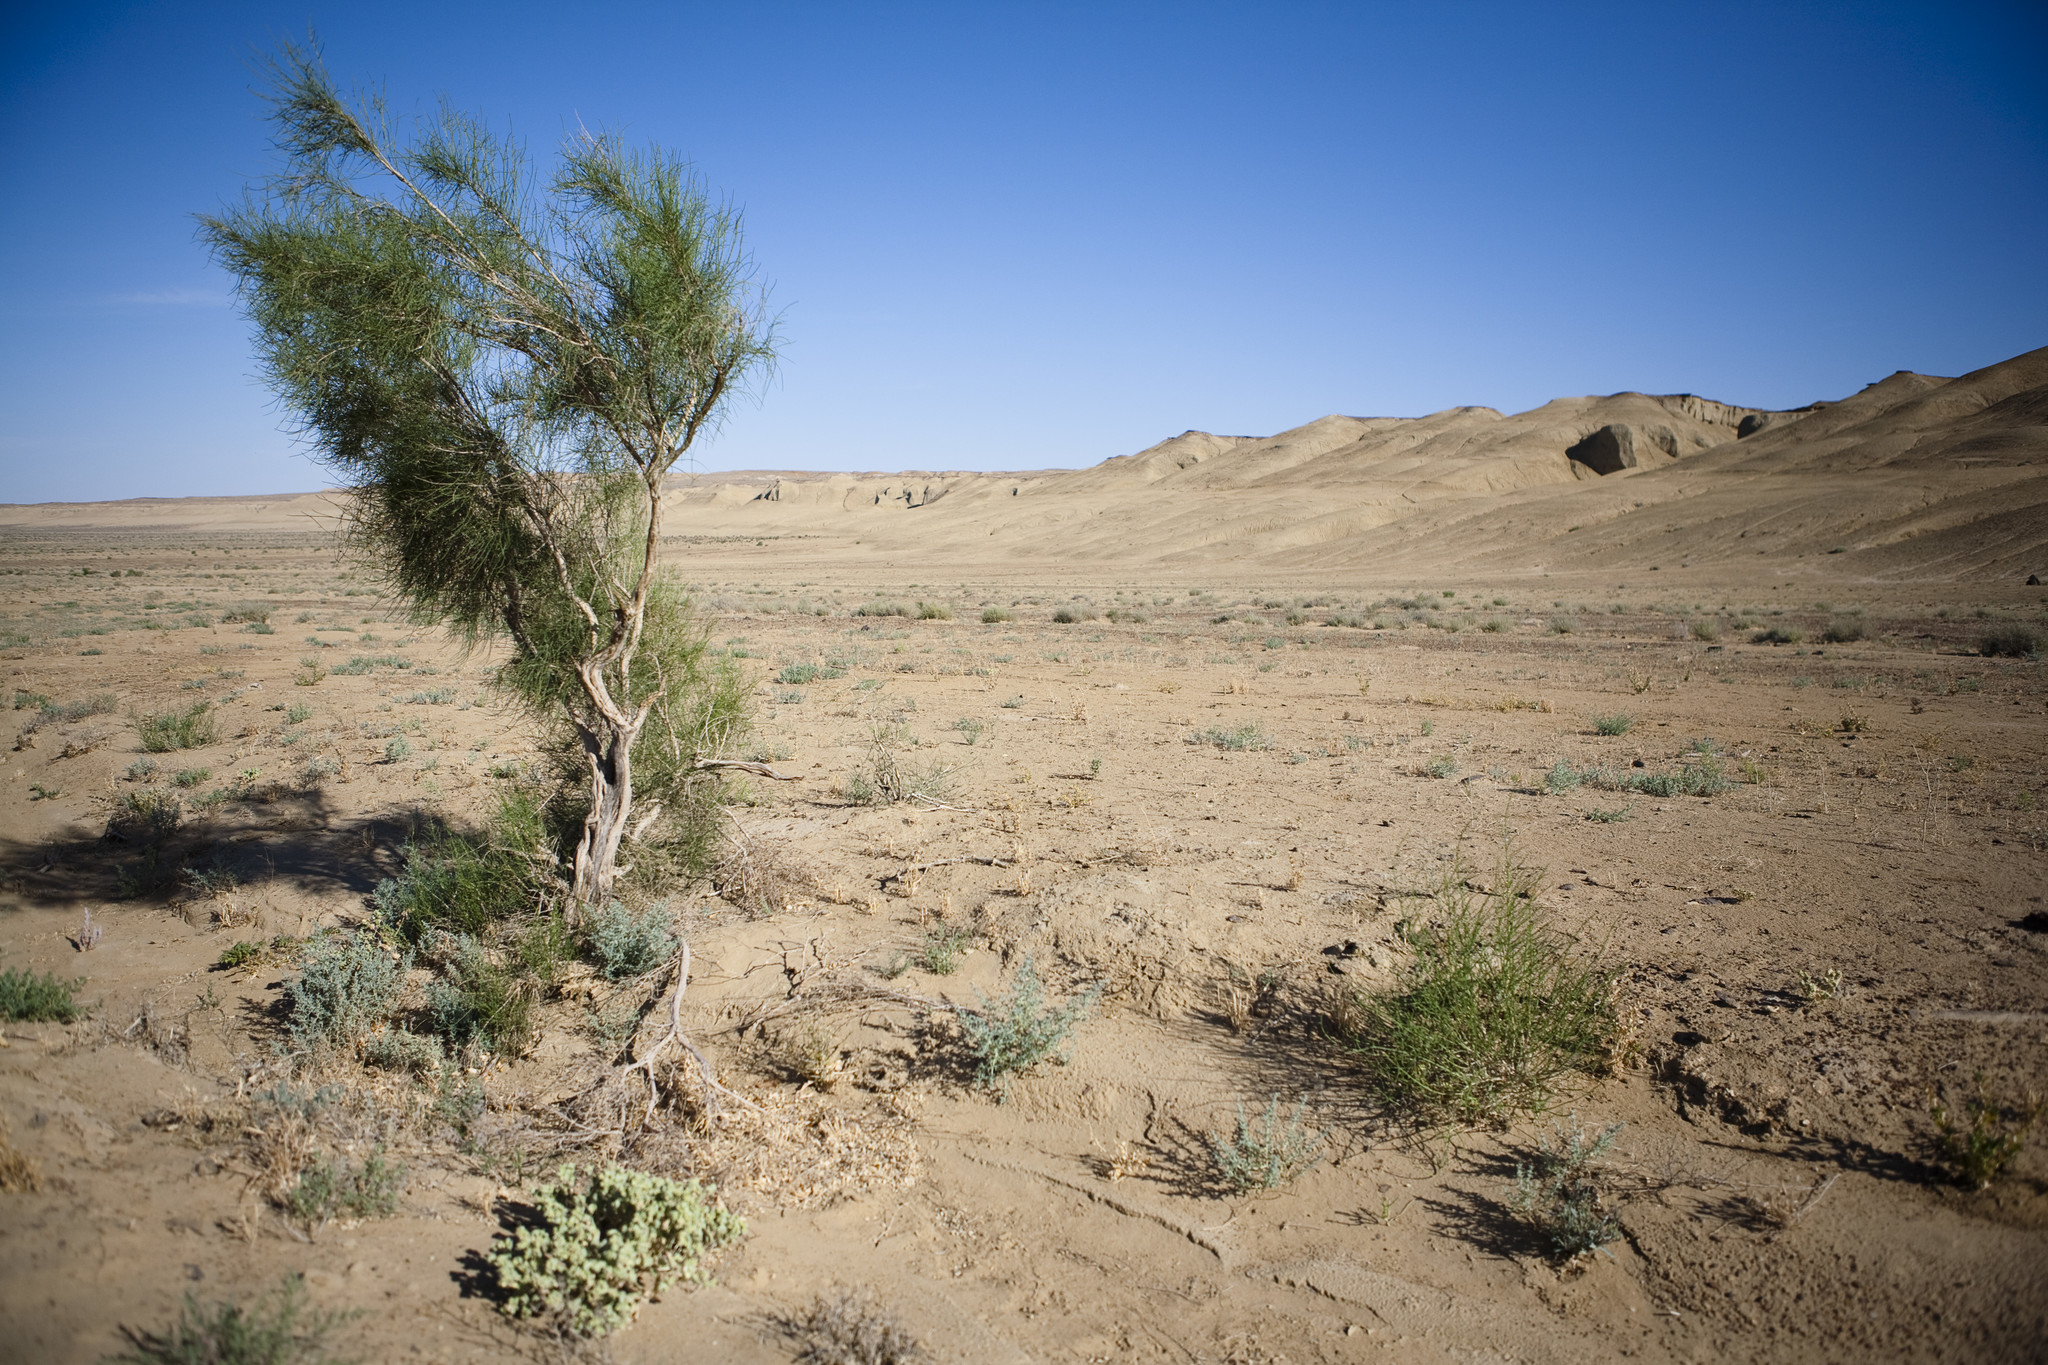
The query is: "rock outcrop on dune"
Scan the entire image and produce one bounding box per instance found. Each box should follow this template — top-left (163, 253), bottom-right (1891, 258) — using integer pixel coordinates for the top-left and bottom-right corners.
top-left (7, 347), bottom-right (2042, 581)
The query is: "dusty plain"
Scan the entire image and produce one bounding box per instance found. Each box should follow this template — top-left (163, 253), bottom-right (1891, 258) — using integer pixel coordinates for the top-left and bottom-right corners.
top-left (2, 348), bottom-right (2045, 1364)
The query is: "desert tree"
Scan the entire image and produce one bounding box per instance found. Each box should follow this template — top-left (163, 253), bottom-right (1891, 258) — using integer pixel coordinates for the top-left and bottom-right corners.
top-left (202, 44), bottom-right (776, 910)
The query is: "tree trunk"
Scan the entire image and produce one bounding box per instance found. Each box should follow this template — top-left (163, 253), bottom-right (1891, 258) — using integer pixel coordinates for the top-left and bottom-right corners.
top-left (570, 720), bottom-right (636, 912)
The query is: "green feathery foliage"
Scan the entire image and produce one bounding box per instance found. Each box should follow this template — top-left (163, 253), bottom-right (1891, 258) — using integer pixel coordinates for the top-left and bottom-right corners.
top-left (200, 41), bottom-right (776, 908)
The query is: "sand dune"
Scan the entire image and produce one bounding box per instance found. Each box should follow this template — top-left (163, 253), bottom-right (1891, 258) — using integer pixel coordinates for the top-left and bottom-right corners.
top-left (7, 345), bottom-right (2042, 580)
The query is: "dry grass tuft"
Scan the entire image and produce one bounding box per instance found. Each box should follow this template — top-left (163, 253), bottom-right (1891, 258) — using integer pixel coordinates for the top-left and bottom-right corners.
top-left (0, 1114), bottom-right (42, 1193)
top-left (786, 1286), bottom-right (926, 1365)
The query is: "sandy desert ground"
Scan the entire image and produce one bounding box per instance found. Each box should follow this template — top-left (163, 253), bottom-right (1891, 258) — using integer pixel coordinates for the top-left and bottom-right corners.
top-left (1, 347), bottom-right (2044, 1364)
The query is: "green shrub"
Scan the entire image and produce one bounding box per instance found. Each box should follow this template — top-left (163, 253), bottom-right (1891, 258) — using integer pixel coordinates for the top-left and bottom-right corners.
top-left (776, 662), bottom-right (844, 685)
top-left (1510, 1118), bottom-right (1625, 1260)
top-left (980, 606), bottom-right (1013, 623)
top-left (17, 692), bottom-right (118, 735)
top-left (1591, 713), bottom-right (1634, 736)
top-left (852, 601), bottom-right (910, 618)
top-left (1822, 616), bottom-right (1867, 644)
top-left (1543, 759), bottom-right (1583, 794)
top-left (484, 1162), bottom-right (745, 1337)
top-left (1752, 626), bottom-right (1803, 645)
top-left (915, 601), bottom-right (953, 620)
top-left (1343, 852), bottom-right (1617, 1126)
top-left (0, 965), bottom-right (85, 1023)
top-left (916, 926), bottom-right (973, 975)
top-left (218, 941), bottom-right (263, 969)
top-left (107, 1276), bottom-right (357, 1365)
top-left (175, 767), bottom-right (212, 788)
top-left (426, 936), bottom-right (533, 1054)
top-left (1980, 626), bottom-right (2041, 659)
top-left (1419, 756), bottom-right (1457, 779)
top-left (1931, 1077), bottom-right (2041, 1190)
top-left (1187, 724), bottom-right (1271, 751)
top-left (585, 901), bottom-right (678, 979)
top-left (372, 790), bottom-right (547, 941)
top-left (137, 702), bottom-right (216, 752)
top-left (958, 955), bottom-right (1098, 1100)
top-left (284, 702), bottom-right (313, 724)
top-left (1209, 1096), bottom-right (1327, 1192)
top-left (285, 1150), bottom-right (406, 1229)
top-left (286, 930), bottom-right (405, 1052)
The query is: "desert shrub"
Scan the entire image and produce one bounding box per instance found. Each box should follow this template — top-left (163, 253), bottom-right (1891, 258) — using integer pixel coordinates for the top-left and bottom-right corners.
top-left (1552, 756), bottom-right (1731, 799)
top-left (1187, 723), bottom-right (1271, 751)
top-left (1050, 605), bottom-right (1097, 623)
top-left (137, 701), bottom-right (216, 752)
top-left (958, 955), bottom-right (1098, 1100)
top-left (1613, 756), bottom-right (1731, 797)
top-left (852, 601), bottom-right (910, 618)
top-left (1980, 626), bottom-right (2041, 659)
top-left (485, 1162), bottom-right (745, 1337)
top-left (1418, 756), bottom-right (1457, 779)
top-left (1343, 851), bottom-right (1617, 1126)
top-left (1510, 1118), bottom-right (1625, 1261)
top-left (1931, 1077), bottom-right (2041, 1190)
top-left (1209, 1096), bottom-right (1327, 1192)
top-left (287, 931), bottom-right (405, 1053)
top-left (915, 601), bottom-right (953, 620)
top-left (285, 1150), bottom-right (406, 1229)
top-left (218, 941), bottom-right (263, 969)
top-left (1752, 626), bottom-right (1804, 645)
top-left (0, 965), bottom-right (84, 1023)
top-left (362, 1028), bottom-right (445, 1076)
top-left (1688, 618), bottom-right (1720, 642)
top-left (915, 926), bottom-right (973, 975)
top-left (1591, 713), bottom-right (1634, 736)
top-left (107, 1276), bottom-right (357, 1365)
top-left (787, 1287), bottom-right (924, 1365)
top-left (979, 606), bottom-right (1012, 623)
top-left (175, 767), bottom-right (212, 788)
top-left (425, 934), bottom-right (534, 1054)
top-left (1547, 616), bottom-right (1575, 635)
top-left (585, 900), bottom-right (678, 979)
top-left (112, 785), bottom-right (186, 847)
top-left (371, 788), bottom-right (548, 941)
top-left (219, 603), bottom-right (272, 625)
top-left (1822, 616), bottom-right (1867, 644)
top-left (840, 724), bottom-right (956, 806)
top-left (17, 692), bottom-right (118, 736)
top-left (777, 662), bottom-right (845, 685)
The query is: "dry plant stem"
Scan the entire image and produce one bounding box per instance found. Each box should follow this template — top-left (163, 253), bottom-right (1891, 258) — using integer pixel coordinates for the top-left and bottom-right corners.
top-left (621, 941), bottom-right (758, 1124)
top-left (692, 757), bottom-right (800, 780)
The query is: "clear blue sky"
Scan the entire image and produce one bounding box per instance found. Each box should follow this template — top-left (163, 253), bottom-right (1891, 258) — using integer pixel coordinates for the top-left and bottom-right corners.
top-left (2, 1), bottom-right (2043, 502)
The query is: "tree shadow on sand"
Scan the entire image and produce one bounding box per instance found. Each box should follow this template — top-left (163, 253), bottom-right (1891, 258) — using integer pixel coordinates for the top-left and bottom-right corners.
top-left (0, 783), bottom-right (459, 917)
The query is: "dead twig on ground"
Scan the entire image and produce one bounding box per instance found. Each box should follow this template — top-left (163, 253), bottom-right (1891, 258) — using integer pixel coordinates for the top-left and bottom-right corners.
top-left (694, 758), bottom-right (800, 780)
top-left (621, 943), bottom-right (760, 1124)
